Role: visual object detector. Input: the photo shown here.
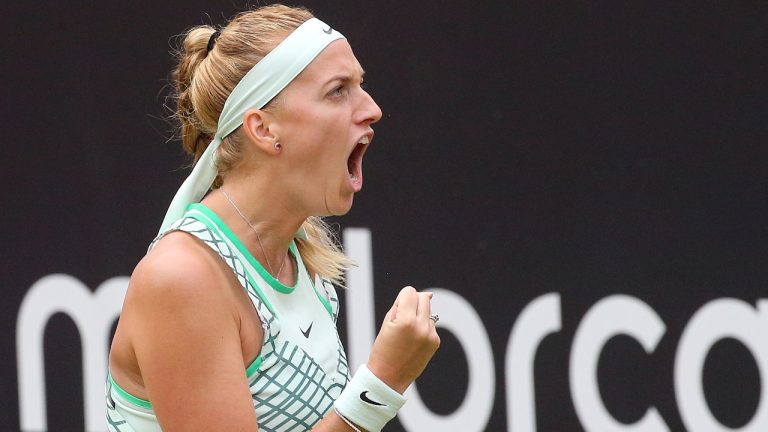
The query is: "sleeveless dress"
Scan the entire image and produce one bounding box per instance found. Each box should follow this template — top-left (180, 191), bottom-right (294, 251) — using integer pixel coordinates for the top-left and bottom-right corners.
top-left (106, 203), bottom-right (351, 432)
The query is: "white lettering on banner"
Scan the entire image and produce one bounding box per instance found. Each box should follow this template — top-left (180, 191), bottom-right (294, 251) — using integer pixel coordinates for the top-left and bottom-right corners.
top-left (342, 228), bottom-right (377, 369)
top-left (675, 298), bottom-right (768, 432)
top-left (12, 229), bottom-right (768, 431)
top-left (341, 229), bottom-right (495, 430)
top-left (506, 293), bottom-right (562, 432)
top-left (398, 288), bottom-right (495, 431)
top-left (570, 295), bottom-right (669, 431)
top-left (17, 274), bottom-right (128, 432)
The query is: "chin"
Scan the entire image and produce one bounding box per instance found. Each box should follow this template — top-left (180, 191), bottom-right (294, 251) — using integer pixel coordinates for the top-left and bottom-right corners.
top-left (326, 194), bottom-right (355, 216)
top-left (331, 202), bottom-right (354, 216)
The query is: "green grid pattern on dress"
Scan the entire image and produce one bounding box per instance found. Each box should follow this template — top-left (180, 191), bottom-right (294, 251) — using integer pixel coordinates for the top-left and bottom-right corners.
top-left (319, 279), bottom-right (351, 387)
top-left (333, 334), bottom-right (351, 388)
top-left (320, 279), bottom-right (341, 324)
top-left (251, 341), bottom-right (338, 431)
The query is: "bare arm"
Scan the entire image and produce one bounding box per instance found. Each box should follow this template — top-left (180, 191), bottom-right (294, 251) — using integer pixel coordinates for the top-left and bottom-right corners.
top-left (124, 236), bottom-right (260, 431)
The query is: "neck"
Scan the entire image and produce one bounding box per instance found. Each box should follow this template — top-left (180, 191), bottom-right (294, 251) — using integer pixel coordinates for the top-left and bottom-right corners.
top-left (201, 175), bottom-right (305, 280)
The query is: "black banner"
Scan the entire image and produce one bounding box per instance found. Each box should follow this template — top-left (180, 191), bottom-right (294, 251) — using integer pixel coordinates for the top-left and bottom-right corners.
top-left (3, 1), bottom-right (767, 431)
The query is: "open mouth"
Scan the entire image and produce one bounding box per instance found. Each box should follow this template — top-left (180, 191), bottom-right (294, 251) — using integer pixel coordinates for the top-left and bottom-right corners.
top-left (347, 135), bottom-right (370, 190)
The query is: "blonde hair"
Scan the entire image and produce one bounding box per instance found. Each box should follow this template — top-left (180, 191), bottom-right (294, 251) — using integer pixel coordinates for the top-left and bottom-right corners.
top-left (170, 4), bottom-right (354, 285)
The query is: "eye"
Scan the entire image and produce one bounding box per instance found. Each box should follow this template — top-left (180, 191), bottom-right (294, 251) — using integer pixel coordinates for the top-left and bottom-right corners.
top-left (329, 85), bottom-right (345, 97)
top-left (360, 78), bottom-right (369, 90)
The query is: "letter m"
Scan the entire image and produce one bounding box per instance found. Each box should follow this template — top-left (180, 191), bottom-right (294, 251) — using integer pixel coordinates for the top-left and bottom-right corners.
top-left (17, 274), bottom-right (128, 432)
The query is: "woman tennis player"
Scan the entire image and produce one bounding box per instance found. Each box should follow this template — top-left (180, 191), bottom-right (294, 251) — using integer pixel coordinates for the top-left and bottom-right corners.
top-left (106, 4), bottom-right (439, 432)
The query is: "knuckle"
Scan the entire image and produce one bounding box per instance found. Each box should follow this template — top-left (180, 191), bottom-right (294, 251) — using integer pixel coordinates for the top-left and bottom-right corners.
top-left (399, 316), bottom-right (416, 329)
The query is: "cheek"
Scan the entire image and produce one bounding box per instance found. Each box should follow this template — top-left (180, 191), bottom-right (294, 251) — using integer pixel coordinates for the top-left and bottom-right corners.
top-left (306, 118), bottom-right (348, 162)
top-left (283, 109), bottom-right (349, 182)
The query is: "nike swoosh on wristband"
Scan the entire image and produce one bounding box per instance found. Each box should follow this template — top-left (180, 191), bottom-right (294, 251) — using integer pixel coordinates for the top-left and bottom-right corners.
top-left (323, 26), bottom-right (333, 34)
top-left (359, 391), bottom-right (386, 406)
top-left (300, 322), bottom-right (313, 338)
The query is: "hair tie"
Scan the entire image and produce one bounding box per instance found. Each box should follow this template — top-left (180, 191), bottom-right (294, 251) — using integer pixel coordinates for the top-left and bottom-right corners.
top-left (206, 31), bottom-right (221, 53)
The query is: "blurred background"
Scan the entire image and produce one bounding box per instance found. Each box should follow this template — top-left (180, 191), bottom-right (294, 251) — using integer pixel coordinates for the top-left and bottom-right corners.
top-left (2, 1), bottom-right (767, 431)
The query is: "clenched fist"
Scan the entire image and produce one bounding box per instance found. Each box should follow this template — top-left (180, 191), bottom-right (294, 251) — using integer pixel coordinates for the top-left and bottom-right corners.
top-left (366, 286), bottom-right (441, 393)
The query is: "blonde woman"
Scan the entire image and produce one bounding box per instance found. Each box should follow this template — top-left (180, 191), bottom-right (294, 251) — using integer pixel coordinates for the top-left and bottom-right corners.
top-left (106, 4), bottom-right (439, 432)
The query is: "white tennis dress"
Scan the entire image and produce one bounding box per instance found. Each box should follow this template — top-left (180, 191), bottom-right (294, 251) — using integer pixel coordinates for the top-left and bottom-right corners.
top-left (106, 203), bottom-right (351, 431)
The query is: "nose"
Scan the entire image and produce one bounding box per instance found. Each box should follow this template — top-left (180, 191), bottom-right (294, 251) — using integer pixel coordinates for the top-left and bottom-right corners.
top-left (356, 88), bottom-right (383, 125)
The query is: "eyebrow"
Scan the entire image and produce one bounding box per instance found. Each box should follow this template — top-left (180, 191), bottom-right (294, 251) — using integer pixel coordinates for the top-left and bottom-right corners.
top-left (324, 69), bottom-right (366, 87)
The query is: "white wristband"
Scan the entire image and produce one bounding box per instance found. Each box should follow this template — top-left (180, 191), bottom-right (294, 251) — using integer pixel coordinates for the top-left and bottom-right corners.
top-left (334, 364), bottom-right (407, 432)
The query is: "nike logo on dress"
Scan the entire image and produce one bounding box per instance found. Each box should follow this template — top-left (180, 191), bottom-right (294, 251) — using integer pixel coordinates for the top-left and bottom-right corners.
top-left (323, 26), bottom-right (333, 34)
top-left (300, 322), bottom-right (313, 338)
top-left (360, 391), bottom-right (386, 406)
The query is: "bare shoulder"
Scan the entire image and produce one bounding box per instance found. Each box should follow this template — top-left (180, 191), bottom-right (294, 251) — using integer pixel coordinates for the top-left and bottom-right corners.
top-left (118, 231), bottom-right (243, 345)
top-left (127, 232), bottom-right (231, 307)
top-left (110, 231), bottom-right (242, 394)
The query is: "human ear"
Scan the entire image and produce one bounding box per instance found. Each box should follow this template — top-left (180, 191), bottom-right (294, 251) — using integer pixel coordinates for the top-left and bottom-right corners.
top-left (242, 108), bottom-right (280, 154)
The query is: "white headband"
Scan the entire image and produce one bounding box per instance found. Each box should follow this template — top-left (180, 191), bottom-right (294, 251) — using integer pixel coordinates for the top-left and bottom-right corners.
top-left (159, 17), bottom-right (345, 235)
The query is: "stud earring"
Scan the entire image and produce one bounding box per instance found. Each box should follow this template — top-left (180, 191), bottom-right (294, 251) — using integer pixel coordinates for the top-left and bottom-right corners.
top-left (274, 142), bottom-right (282, 152)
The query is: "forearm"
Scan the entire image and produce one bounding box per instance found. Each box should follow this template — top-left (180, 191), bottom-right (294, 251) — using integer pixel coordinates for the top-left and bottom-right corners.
top-left (311, 409), bottom-right (369, 432)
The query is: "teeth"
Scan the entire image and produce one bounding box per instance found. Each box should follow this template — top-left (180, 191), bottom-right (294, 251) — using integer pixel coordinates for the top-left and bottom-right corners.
top-left (359, 136), bottom-right (370, 145)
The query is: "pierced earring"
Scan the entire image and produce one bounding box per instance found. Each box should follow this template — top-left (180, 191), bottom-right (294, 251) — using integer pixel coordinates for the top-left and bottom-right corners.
top-left (274, 142), bottom-right (282, 152)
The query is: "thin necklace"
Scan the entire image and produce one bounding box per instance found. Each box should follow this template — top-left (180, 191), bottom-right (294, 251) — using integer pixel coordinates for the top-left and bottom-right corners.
top-left (221, 188), bottom-right (287, 281)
